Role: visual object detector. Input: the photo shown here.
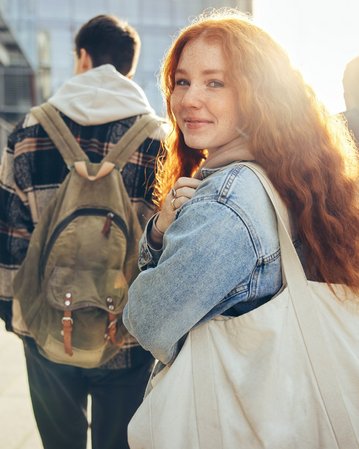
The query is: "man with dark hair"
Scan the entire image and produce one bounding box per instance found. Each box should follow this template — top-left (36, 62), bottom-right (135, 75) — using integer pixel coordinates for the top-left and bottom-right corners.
top-left (74, 14), bottom-right (140, 77)
top-left (0, 15), bottom-right (165, 449)
top-left (342, 55), bottom-right (359, 144)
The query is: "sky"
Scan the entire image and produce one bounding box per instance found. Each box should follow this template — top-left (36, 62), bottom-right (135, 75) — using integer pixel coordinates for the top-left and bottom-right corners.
top-left (253, 0), bottom-right (359, 114)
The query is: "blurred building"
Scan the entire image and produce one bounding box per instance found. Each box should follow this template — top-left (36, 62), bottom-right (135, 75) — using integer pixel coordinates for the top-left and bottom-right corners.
top-left (0, 9), bottom-right (34, 141)
top-left (0, 0), bottom-right (252, 123)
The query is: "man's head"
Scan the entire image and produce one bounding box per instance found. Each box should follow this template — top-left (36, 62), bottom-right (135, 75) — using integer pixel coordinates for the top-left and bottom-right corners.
top-left (74, 14), bottom-right (140, 78)
top-left (343, 56), bottom-right (359, 110)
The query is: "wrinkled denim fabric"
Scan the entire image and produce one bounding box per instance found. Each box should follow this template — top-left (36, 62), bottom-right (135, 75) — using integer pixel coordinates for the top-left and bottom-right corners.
top-left (124, 164), bottom-right (284, 364)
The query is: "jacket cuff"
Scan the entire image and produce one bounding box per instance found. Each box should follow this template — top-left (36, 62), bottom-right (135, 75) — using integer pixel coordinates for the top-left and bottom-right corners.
top-left (138, 214), bottom-right (163, 270)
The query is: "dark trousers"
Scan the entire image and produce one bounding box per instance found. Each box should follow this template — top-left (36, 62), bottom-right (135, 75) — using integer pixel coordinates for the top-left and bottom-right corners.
top-left (23, 337), bottom-right (153, 449)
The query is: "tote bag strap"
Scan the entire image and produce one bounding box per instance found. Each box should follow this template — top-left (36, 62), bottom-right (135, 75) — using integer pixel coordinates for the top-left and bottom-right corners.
top-left (238, 162), bottom-right (358, 448)
top-left (191, 326), bottom-right (224, 449)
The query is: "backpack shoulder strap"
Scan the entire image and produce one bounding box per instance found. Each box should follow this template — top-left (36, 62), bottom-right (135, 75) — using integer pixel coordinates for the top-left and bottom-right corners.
top-left (103, 114), bottom-right (165, 169)
top-left (31, 102), bottom-right (89, 168)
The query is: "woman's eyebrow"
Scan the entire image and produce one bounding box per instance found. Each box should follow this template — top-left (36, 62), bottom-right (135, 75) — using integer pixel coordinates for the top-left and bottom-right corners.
top-left (174, 68), bottom-right (187, 75)
top-left (175, 68), bottom-right (225, 75)
top-left (202, 69), bottom-right (225, 75)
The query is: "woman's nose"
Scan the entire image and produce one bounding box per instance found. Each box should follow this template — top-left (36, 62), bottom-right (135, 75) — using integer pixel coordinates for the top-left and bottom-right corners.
top-left (181, 85), bottom-right (202, 108)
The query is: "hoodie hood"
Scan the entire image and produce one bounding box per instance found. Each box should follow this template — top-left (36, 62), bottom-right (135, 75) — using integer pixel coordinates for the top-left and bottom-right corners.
top-left (48, 64), bottom-right (155, 126)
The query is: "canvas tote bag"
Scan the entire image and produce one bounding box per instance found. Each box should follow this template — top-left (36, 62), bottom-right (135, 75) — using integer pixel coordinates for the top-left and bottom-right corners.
top-left (128, 162), bottom-right (359, 449)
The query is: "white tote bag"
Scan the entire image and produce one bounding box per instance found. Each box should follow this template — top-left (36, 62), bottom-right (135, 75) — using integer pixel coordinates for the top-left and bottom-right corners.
top-left (128, 163), bottom-right (359, 449)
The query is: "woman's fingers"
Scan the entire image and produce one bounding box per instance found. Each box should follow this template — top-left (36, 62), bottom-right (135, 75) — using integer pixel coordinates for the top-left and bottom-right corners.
top-left (174, 186), bottom-right (198, 200)
top-left (173, 177), bottom-right (201, 191)
top-left (156, 177), bottom-right (201, 232)
top-left (172, 177), bottom-right (201, 203)
top-left (171, 195), bottom-right (188, 210)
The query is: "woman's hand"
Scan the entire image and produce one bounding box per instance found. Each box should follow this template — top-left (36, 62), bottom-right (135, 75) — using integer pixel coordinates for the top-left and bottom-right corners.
top-left (156, 177), bottom-right (201, 233)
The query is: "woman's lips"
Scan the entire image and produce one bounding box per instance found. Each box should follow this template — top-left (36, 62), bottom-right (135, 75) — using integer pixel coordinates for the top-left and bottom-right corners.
top-left (183, 119), bottom-right (212, 129)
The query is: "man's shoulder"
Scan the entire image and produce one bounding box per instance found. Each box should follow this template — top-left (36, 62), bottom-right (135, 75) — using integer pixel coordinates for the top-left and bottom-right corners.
top-left (343, 108), bottom-right (359, 123)
top-left (25, 106), bottom-right (167, 140)
top-left (7, 112), bottom-right (41, 149)
top-left (135, 114), bottom-right (168, 141)
top-left (105, 113), bottom-right (167, 152)
top-left (342, 108), bottom-right (359, 142)
top-left (9, 107), bottom-right (167, 165)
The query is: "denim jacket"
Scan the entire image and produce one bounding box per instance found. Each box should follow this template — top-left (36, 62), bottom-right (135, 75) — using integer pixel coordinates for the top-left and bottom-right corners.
top-left (123, 164), bottom-right (283, 364)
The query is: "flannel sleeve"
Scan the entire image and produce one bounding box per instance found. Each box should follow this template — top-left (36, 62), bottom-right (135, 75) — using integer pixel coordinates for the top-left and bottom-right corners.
top-left (0, 143), bottom-right (33, 305)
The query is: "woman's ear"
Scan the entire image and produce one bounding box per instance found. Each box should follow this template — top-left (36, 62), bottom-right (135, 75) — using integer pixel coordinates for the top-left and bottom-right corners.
top-left (74, 48), bottom-right (93, 74)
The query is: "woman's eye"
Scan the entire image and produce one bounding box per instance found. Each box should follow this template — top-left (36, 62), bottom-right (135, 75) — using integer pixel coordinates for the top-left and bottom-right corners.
top-left (175, 79), bottom-right (189, 86)
top-left (208, 80), bottom-right (224, 88)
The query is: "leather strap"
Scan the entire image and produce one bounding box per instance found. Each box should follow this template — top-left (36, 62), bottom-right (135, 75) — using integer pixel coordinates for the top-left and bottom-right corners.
top-left (62, 309), bottom-right (73, 356)
top-left (61, 293), bottom-right (73, 356)
top-left (106, 312), bottom-right (126, 347)
top-left (107, 313), bottom-right (118, 345)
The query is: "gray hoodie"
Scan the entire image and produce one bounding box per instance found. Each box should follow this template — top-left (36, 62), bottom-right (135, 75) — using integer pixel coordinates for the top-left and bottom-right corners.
top-left (32, 64), bottom-right (156, 126)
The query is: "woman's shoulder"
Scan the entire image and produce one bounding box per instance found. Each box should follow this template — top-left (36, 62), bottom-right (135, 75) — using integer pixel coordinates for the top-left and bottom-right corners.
top-left (194, 163), bottom-right (279, 250)
top-left (197, 163), bottom-right (270, 206)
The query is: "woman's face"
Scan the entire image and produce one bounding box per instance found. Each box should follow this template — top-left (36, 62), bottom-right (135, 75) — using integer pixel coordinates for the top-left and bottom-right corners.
top-left (170, 36), bottom-right (242, 155)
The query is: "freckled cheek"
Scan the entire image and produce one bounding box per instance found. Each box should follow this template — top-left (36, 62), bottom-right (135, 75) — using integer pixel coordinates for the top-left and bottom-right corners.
top-left (170, 93), bottom-right (182, 120)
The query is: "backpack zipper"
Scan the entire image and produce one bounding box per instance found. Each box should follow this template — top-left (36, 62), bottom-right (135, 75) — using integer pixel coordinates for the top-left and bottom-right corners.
top-left (41, 208), bottom-right (128, 278)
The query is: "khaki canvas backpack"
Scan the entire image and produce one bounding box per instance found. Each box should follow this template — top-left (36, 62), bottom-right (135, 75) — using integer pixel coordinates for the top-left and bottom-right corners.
top-left (13, 103), bottom-right (163, 368)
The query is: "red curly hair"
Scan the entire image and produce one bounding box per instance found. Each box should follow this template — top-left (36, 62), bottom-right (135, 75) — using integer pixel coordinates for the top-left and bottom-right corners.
top-left (155, 9), bottom-right (359, 290)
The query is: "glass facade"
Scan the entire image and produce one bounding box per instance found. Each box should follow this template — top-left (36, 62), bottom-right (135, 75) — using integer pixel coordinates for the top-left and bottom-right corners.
top-left (0, 1), bottom-right (35, 123)
top-left (0, 0), bottom-right (252, 114)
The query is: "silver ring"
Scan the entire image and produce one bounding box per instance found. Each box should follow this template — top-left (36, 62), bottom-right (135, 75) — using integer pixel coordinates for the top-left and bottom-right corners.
top-left (171, 197), bottom-right (176, 211)
top-left (171, 187), bottom-right (177, 198)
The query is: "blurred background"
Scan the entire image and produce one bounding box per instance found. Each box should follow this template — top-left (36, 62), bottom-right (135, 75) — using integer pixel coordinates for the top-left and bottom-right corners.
top-left (0, 0), bottom-right (357, 148)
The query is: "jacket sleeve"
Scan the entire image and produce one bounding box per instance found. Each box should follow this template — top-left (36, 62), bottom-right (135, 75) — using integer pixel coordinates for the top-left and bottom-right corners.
top-left (138, 214), bottom-right (164, 270)
top-left (123, 199), bottom-right (258, 364)
top-left (0, 143), bottom-right (32, 324)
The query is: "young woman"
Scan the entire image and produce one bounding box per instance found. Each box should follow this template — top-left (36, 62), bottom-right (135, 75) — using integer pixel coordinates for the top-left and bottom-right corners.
top-left (123, 9), bottom-right (359, 364)
top-left (123, 9), bottom-right (359, 449)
